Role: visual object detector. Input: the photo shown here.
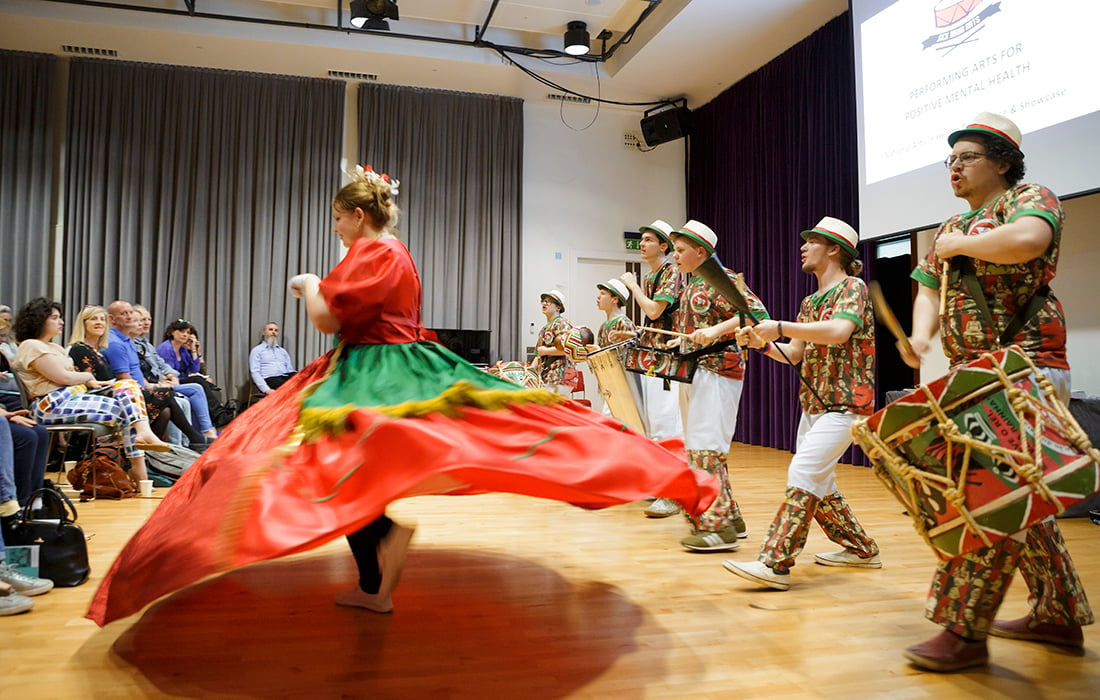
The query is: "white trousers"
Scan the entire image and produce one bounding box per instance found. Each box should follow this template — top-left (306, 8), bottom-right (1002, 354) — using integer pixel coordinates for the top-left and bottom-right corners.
top-left (679, 369), bottom-right (743, 452)
top-left (638, 373), bottom-right (683, 440)
top-left (787, 411), bottom-right (856, 498)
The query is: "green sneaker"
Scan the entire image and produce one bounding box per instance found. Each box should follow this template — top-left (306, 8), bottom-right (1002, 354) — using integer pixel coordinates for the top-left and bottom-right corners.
top-left (680, 527), bottom-right (741, 552)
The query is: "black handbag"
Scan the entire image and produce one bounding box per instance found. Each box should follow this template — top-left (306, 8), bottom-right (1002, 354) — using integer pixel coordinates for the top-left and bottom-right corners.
top-left (2, 487), bottom-right (91, 587)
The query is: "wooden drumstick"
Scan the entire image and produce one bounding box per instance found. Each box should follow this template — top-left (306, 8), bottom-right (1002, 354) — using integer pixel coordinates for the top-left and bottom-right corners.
top-left (939, 259), bottom-right (950, 316)
top-left (869, 281), bottom-right (914, 357)
top-left (637, 326), bottom-right (692, 339)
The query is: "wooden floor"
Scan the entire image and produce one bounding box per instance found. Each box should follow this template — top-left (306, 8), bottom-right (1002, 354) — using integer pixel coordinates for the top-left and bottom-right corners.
top-left (4, 443), bottom-right (1099, 699)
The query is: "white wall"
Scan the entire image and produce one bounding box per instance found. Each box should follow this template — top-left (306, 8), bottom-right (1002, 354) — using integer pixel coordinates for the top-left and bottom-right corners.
top-left (520, 102), bottom-right (686, 357)
top-left (1059, 192), bottom-right (1100, 395)
top-left (914, 190), bottom-right (1100, 395)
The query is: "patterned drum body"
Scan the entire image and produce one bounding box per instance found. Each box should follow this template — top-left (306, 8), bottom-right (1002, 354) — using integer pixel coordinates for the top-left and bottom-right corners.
top-left (587, 343), bottom-right (646, 435)
top-left (484, 361), bottom-right (543, 389)
top-left (852, 347), bottom-right (1100, 560)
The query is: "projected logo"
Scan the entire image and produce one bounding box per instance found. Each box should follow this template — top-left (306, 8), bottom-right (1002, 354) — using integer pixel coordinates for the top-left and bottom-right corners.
top-left (924, 0), bottom-right (1002, 54)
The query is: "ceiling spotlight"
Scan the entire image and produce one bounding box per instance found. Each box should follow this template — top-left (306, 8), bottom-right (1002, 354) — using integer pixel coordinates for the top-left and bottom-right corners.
top-left (563, 20), bottom-right (590, 56)
top-left (350, 0), bottom-right (399, 31)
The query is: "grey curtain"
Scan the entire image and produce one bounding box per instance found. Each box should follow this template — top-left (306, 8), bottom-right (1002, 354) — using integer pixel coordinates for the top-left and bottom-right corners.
top-left (357, 83), bottom-right (523, 364)
top-left (0, 50), bottom-right (56, 308)
top-left (64, 58), bottom-right (344, 397)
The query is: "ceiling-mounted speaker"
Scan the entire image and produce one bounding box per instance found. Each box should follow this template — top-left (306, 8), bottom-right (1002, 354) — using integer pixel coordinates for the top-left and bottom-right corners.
top-left (640, 106), bottom-right (692, 147)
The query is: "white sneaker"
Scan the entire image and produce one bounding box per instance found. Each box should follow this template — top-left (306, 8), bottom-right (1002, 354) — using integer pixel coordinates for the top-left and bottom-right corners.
top-left (722, 560), bottom-right (791, 591)
top-left (0, 563), bottom-right (53, 597)
top-left (334, 587), bottom-right (393, 614)
top-left (814, 550), bottom-right (882, 568)
top-left (644, 498), bottom-right (680, 518)
top-left (0, 586), bottom-right (34, 616)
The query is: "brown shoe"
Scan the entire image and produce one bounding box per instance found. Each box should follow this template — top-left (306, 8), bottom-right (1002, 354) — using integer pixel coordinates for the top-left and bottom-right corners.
top-left (903, 629), bottom-right (988, 672)
top-left (989, 615), bottom-right (1084, 648)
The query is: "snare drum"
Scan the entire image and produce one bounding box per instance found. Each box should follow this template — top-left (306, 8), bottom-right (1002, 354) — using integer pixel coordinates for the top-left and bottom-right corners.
top-left (484, 361), bottom-right (544, 389)
top-left (852, 346), bottom-right (1100, 560)
top-left (587, 342), bottom-right (647, 435)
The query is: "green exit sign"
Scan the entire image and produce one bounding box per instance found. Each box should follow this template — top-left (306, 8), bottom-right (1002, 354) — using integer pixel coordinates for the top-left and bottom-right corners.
top-left (624, 230), bottom-right (641, 250)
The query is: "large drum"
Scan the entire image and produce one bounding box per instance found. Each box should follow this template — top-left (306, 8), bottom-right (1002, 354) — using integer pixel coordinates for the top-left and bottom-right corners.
top-left (484, 361), bottom-right (543, 389)
top-left (587, 341), bottom-right (647, 435)
top-left (852, 346), bottom-right (1100, 561)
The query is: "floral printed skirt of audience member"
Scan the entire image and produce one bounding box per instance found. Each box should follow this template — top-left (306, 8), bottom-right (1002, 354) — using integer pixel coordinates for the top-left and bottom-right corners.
top-left (87, 339), bottom-right (716, 625)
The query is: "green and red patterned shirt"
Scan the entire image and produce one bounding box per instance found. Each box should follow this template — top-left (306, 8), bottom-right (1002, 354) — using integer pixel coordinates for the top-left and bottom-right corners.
top-left (597, 314), bottom-right (636, 349)
top-left (626, 261), bottom-right (682, 372)
top-left (911, 183), bottom-right (1067, 370)
top-left (797, 277), bottom-right (875, 415)
top-left (674, 268), bottom-right (769, 381)
top-left (536, 315), bottom-right (578, 388)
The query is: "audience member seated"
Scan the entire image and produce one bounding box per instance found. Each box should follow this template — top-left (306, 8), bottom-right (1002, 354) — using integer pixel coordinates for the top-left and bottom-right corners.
top-left (89, 302), bottom-right (209, 452)
top-left (0, 422), bottom-right (53, 616)
top-left (0, 305), bottom-right (16, 364)
top-left (249, 322), bottom-right (297, 396)
top-left (12, 297), bottom-right (169, 481)
top-left (0, 313), bottom-right (20, 411)
top-left (157, 319), bottom-right (230, 428)
top-left (0, 526), bottom-right (54, 617)
top-left (131, 305), bottom-right (217, 442)
top-left (0, 404), bottom-right (49, 515)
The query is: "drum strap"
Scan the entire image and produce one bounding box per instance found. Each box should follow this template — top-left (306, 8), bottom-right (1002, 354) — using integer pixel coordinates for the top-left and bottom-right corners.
top-left (955, 257), bottom-right (1051, 346)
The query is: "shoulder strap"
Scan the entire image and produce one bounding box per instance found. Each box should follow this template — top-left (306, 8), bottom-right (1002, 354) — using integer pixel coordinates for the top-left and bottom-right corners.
top-left (955, 257), bottom-right (1052, 346)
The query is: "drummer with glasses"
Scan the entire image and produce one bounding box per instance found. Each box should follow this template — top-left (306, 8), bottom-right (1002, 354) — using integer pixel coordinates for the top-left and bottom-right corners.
top-left (900, 112), bottom-right (1092, 672)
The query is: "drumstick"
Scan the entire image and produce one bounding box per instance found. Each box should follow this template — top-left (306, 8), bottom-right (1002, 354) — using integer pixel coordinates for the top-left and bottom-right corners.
top-left (869, 281), bottom-right (914, 357)
top-left (638, 326), bottom-right (692, 339)
top-left (939, 259), bottom-right (950, 316)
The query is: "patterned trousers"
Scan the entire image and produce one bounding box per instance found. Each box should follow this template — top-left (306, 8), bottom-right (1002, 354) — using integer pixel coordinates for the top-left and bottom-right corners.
top-left (684, 449), bottom-right (744, 533)
top-left (758, 487), bottom-right (878, 573)
top-left (33, 381), bottom-right (149, 458)
top-left (926, 518), bottom-right (1094, 639)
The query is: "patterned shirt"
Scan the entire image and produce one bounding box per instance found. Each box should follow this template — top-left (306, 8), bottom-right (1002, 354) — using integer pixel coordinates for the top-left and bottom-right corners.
top-left (536, 315), bottom-right (578, 388)
top-left (912, 183), bottom-right (1067, 370)
top-left (674, 269), bottom-right (769, 381)
top-left (627, 261), bottom-right (682, 372)
top-left (797, 277), bottom-right (875, 415)
top-left (597, 314), bottom-right (636, 365)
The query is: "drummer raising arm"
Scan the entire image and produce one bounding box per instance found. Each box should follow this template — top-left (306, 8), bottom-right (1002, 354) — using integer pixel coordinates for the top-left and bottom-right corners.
top-left (614, 220), bottom-right (687, 519)
top-left (899, 112), bottom-right (1091, 673)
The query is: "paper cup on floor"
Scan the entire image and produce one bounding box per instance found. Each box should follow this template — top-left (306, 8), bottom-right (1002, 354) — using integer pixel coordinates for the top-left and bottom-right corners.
top-left (138, 479), bottom-right (154, 498)
top-left (63, 460), bottom-right (77, 473)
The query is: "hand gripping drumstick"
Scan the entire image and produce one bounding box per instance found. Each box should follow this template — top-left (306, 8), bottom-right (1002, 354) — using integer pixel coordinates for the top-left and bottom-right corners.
top-left (869, 281), bottom-right (914, 357)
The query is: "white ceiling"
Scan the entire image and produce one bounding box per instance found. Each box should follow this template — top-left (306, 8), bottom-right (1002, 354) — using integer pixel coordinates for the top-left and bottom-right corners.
top-left (2, 0), bottom-right (848, 108)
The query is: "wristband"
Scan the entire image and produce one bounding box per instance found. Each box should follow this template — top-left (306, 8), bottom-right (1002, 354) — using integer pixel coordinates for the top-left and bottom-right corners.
top-left (778, 321), bottom-right (784, 338)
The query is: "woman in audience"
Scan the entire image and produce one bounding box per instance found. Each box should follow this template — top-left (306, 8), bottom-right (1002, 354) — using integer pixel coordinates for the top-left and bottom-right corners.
top-left (12, 297), bottom-right (168, 481)
top-left (0, 305), bottom-right (17, 363)
top-left (156, 319), bottom-right (228, 428)
top-left (132, 306), bottom-right (217, 441)
top-left (69, 305), bottom-right (207, 448)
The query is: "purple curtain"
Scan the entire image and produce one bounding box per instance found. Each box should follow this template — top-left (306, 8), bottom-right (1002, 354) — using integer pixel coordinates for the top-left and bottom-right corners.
top-left (687, 14), bottom-right (871, 466)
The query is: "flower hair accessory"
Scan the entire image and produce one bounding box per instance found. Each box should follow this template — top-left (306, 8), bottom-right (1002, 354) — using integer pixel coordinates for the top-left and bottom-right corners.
top-left (351, 163), bottom-right (400, 198)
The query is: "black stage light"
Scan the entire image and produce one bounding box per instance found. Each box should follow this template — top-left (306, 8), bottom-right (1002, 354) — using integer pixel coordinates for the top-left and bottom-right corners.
top-left (350, 0), bottom-right (399, 31)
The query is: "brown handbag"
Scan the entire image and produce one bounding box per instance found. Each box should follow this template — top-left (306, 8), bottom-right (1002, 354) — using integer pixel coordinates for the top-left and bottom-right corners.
top-left (67, 452), bottom-right (137, 499)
